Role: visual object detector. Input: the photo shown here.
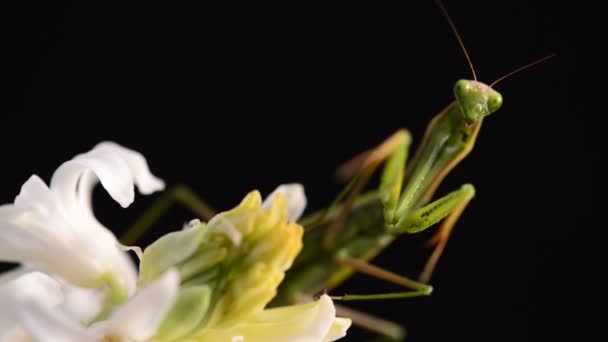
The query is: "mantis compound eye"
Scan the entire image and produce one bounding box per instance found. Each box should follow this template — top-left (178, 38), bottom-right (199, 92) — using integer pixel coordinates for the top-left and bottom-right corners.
top-left (487, 92), bottom-right (503, 113)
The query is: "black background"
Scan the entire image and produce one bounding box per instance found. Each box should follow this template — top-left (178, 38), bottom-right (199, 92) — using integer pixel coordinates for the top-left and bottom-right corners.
top-left (2, 1), bottom-right (587, 341)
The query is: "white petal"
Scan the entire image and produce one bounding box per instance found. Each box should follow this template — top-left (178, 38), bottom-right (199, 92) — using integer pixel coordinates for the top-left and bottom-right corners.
top-left (74, 142), bottom-right (165, 212)
top-left (0, 266), bottom-right (35, 285)
top-left (57, 279), bottom-right (105, 324)
top-left (94, 142), bottom-right (165, 195)
top-left (262, 183), bottom-right (307, 222)
top-left (90, 269), bottom-right (180, 341)
top-left (0, 273), bottom-right (98, 341)
top-left (0, 220), bottom-right (48, 262)
top-left (17, 301), bottom-right (97, 341)
top-left (10, 176), bottom-right (76, 243)
top-left (322, 318), bottom-right (352, 342)
top-left (76, 169), bottom-right (99, 216)
top-left (198, 294), bottom-right (343, 342)
top-left (0, 214), bottom-right (119, 289)
top-left (51, 147), bottom-right (135, 209)
top-left (0, 271), bottom-right (63, 310)
top-left (115, 250), bottom-right (139, 296)
top-left (0, 271), bottom-right (65, 340)
top-left (13, 175), bottom-right (60, 215)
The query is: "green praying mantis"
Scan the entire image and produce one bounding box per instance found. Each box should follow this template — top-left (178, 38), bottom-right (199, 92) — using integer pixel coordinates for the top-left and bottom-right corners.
top-left (120, 1), bottom-right (554, 340)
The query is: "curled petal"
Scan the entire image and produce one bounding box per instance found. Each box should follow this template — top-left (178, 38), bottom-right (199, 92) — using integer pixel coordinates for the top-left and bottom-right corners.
top-left (76, 142), bottom-right (166, 213)
top-left (94, 142), bottom-right (165, 194)
top-left (51, 146), bottom-right (135, 209)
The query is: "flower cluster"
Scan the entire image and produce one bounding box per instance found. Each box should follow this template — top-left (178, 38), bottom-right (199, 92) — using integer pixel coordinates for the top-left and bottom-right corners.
top-left (0, 143), bottom-right (350, 341)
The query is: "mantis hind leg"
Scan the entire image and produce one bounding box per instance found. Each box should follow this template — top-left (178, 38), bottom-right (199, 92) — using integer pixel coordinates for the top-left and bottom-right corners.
top-left (332, 257), bottom-right (433, 300)
top-left (120, 184), bottom-right (216, 245)
top-left (318, 256), bottom-right (431, 341)
top-left (326, 257), bottom-right (431, 340)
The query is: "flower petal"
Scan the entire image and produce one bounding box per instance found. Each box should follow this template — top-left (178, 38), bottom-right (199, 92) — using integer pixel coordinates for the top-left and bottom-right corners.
top-left (322, 317), bottom-right (352, 342)
top-left (0, 271), bottom-right (63, 313)
top-left (0, 266), bottom-right (35, 285)
top-left (196, 295), bottom-right (347, 342)
top-left (76, 142), bottom-right (166, 213)
top-left (0, 219), bottom-right (49, 262)
top-left (262, 183), bottom-right (307, 222)
top-left (94, 142), bottom-right (165, 195)
top-left (16, 301), bottom-right (97, 341)
top-left (50, 145), bottom-right (136, 209)
top-left (13, 175), bottom-right (60, 215)
top-left (57, 278), bottom-right (105, 324)
top-left (90, 269), bottom-right (180, 341)
top-left (0, 270), bottom-right (89, 341)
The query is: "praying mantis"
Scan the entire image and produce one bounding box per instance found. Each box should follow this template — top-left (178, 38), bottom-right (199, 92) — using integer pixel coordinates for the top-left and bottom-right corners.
top-left (120, 1), bottom-right (554, 340)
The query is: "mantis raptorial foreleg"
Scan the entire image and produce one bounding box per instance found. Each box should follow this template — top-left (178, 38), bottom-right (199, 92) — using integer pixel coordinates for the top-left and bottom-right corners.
top-left (120, 184), bottom-right (216, 245)
top-left (419, 188), bottom-right (474, 282)
top-left (388, 184), bottom-right (475, 235)
top-left (387, 183), bottom-right (475, 282)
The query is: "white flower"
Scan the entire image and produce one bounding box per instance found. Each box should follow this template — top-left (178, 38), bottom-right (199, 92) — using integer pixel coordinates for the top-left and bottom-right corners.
top-left (0, 142), bottom-right (165, 300)
top-left (1, 269), bottom-right (180, 342)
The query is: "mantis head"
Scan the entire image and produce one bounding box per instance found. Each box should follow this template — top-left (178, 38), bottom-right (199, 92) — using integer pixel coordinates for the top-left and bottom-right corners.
top-left (454, 79), bottom-right (503, 124)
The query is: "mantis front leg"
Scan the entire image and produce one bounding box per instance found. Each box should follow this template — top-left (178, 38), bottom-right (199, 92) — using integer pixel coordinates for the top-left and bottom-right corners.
top-left (418, 187), bottom-right (474, 282)
top-left (387, 183), bottom-right (475, 282)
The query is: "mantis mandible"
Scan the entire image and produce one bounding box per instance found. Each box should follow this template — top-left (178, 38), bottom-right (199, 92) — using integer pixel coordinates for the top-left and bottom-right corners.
top-left (120, 1), bottom-right (554, 339)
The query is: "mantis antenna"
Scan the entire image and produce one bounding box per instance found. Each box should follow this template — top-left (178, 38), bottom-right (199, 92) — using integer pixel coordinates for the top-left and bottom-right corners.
top-left (434, 0), bottom-right (478, 81)
top-left (490, 53), bottom-right (557, 87)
